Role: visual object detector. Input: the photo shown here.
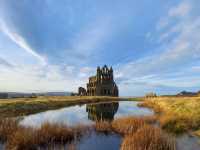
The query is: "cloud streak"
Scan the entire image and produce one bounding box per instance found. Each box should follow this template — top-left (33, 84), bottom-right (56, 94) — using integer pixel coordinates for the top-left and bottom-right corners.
top-left (116, 0), bottom-right (200, 95)
top-left (0, 20), bottom-right (46, 65)
top-left (0, 57), bottom-right (13, 68)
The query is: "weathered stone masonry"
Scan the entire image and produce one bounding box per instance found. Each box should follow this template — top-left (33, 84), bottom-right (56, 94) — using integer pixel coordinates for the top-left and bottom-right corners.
top-left (78, 65), bottom-right (119, 97)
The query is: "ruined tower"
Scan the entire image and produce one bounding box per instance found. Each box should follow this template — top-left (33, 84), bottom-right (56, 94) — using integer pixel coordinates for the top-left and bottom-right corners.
top-left (78, 65), bottom-right (119, 97)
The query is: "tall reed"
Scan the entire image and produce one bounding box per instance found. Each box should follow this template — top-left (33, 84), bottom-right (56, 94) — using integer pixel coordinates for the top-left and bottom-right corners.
top-left (0, 119), bottom-right (90, 150)
top-left (0, 118), bottom-right (19, 141)
top-left (112, 117), bottom-right (146, 135)
top-left (121, 125), bottom-right (176, 150)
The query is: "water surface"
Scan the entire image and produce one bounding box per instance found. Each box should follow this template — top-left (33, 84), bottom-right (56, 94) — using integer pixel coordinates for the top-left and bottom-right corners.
top-left (177, 134), bottom-right (200, 150)
top-left (0, 144), bottom-right (4, 150)
top-left (20, 101), bottom-right (153, 127)
top-left (77, 132), bottom-right (121, 150)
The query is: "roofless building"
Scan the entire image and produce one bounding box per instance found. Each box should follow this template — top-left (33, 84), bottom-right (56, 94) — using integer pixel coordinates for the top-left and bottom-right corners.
top-left (78, 65), bottom-right (119, 97)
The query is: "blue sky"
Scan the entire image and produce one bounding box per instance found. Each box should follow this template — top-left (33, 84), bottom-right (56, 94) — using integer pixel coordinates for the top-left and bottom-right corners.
top-left (0, 0), bottom-right (200, 96)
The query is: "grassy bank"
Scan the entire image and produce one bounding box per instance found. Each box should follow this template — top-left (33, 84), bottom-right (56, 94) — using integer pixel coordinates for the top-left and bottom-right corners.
top-left (126, 97), bottom-right (144, 101)
top-left (0, 117), bottom-right (175, 150)
top-left (139, 96), bottom-right (200, 135)
top-left (0, 96), bottom-right (123, 118)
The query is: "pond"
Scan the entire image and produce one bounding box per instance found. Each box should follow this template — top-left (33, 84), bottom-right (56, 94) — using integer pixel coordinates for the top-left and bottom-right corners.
top-left (1, 101), bottom-right (199, 150)
top-left (18, 101), bottom-right (152, 150)
top-left (19, 101), bottom-right (200, 150)
top-left (20, 101), bottom-right (153, 127)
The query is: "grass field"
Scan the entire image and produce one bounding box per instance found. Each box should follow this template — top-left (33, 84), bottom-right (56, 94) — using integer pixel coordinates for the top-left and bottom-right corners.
top-left (139, 96), bottom-right (200, 136)
top-left (0, 96), bottom-right (123, 118)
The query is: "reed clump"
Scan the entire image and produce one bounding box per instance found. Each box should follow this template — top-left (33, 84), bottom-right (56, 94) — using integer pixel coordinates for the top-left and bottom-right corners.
top-left (112, 117), bottom-right (146, 135)
top-left (0, 118), bottom-right (19, 141)
top-left (6, 127), bottom-right (37, 150)
top-left (0, 119), bottom-right (90, 150)
top-left (121, 125), bottom-right (176, 150)
top-left (95, 121), bottom-right (112, 134)
top-left (95, 116), bottom-right (157, 135)
top-left (35, 122), bottom-right (75, 145)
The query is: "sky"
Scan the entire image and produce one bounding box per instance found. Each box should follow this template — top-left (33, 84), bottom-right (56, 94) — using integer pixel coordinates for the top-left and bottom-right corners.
top-left (0, 0), bottom-right (200, 96)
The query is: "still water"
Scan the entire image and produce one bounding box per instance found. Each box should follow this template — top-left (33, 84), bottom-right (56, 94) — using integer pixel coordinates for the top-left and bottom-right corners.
top-left (19, 101), bottom-right (151, 150)
top-left (20, 101), bottom-right (153, 127)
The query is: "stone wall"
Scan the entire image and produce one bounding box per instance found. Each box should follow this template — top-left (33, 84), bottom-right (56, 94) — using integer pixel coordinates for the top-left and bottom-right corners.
top-left (78, 65), bottom-right (118, 97)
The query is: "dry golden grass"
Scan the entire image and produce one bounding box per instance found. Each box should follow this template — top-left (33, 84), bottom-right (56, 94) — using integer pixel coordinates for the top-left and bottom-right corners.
top-left (6, 127), bottom-right (37, 150)
top-left (111, 116), bottom-right (157, 135)
top-left (195, 129), bottom-right (200, 137)
top-left (112, 117), bottom-right (146, 135)
top-left (0, 116), bottom-right (177, 150)
top-left (139, 96), bottom-right (200, 135)
top-left (95, 121), bottom-right (112, 133)
top-left (121, 125), bottom-right (176, 150)
top-left (35, 122), bottom-right (75, 145)
top-left (0, 118), bottom-right (19, 142)
top-left (140, 115), bottom-right (158, 124)
top-left (0, 118), bottom-right (90, 150)
top-left (94, 116), bottom-right (157, 135)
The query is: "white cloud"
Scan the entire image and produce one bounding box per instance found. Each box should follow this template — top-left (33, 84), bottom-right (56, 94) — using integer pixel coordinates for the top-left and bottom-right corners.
top-left (168, 1), bottom-right (191, 17)
top-left (0, 56), bottom-right (13, 67)
top-left (0, 63), bottom-right (90, 92)
top-left (156, 1), bottom-right (191, 31)
top-left (117, 0), bottom-right (200, 95)
top-left (0, 20), bottom-right (47, 65)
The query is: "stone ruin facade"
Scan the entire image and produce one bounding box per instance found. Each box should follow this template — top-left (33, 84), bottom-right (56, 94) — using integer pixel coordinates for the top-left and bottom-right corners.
top-left (78, 65), bottom-right (119, 97)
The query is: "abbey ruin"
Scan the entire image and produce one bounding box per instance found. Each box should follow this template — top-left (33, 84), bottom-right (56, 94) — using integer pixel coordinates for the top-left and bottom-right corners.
top-left (78, 65), bottom-right (119, 97)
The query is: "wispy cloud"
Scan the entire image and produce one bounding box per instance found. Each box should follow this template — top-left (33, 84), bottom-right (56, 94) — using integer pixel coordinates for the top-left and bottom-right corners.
top-left (117, 0), bottom-right (200, 95)
top-left (0, 56), bottom-right (13, 68)
top-left (0, 62), bottom-right (92, 92)
top-left (0, 20), bottom-right (46, 65)
top-left (168, 1), bottom-right (191, 17)
top-left (63, 16), bottom-right (115, 64)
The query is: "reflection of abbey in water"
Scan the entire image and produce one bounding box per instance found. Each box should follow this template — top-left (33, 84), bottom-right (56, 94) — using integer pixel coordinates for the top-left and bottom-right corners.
top-left (86, 102), bottom-right (119, 121)
top-left (78, 65), bottom-right (119, 96)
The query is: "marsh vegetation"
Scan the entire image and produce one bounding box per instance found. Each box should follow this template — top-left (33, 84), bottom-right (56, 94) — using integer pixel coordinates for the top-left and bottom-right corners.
top-left (0, 97), bottom-right (200, 149)
top-left (0, 117), bottom-right (176, 150)
top-left (139, 96), bottom-right (200, 135)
